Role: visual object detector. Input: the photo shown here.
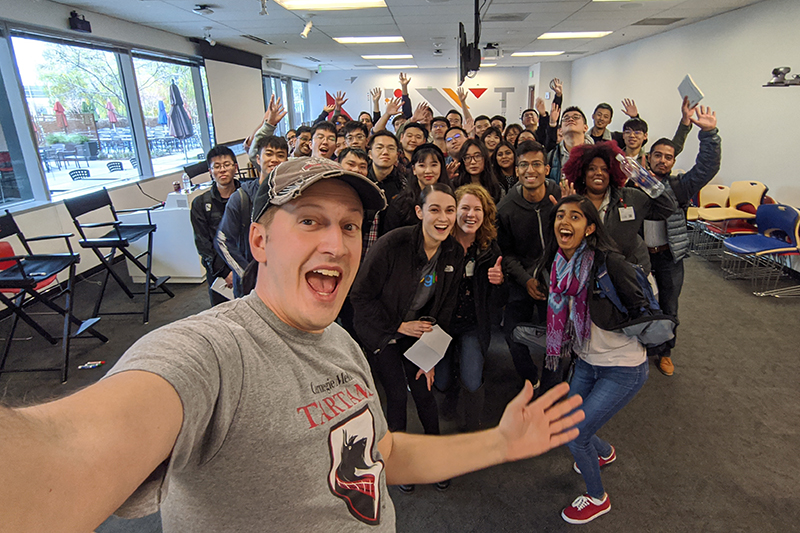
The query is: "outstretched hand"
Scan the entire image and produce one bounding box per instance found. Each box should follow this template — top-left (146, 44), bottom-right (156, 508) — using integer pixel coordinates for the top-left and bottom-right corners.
top-left (446, 160), bottom-right (460, 181)
top-left (411, 102), bottom-right (431, 123)
top-left (370, 87), bottom-right (382, 104)
top-left (323, 103), bottom-right (335, 114)
top-left (680, 96), bottom-right (696, 126)
top-left (266, 94), bottom-right (287, 126)
top-left (498, 381), bottom-right (584, 462)
top-left (549, 102), bottom-right (561, 127)
top-left (334, 91), bottom-right (348, 109)
top-left (415, 367), bottom-right (435, 391)
top-left (690, 105), bottom-right (717, 132)
top-left (552, 78), bottom-right (563, 97)
top-left (487, 256), bottom-right (504, 285)
top-left (621, 98), bottom-right (638, 118)
top-left (456, 86), bottom-right (468, 104)
top-left (535, 97), bottom-right (547, 117)
top-left (399, 72), bottom-right (411, 91)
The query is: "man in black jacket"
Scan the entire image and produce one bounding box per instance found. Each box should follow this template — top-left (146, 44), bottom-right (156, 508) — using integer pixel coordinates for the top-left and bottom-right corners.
top-left (645, 105), bottom-right (721, 376)
top-left (496, 141), bottom-right (561, 390)
top-left (190, 145), bottom-right (240, 306)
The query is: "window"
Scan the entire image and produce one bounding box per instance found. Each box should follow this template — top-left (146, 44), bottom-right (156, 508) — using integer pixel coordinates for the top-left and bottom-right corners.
top-left (10, 36), bottom-right (140, 197)
top-left (0, 66), bottom-right (33, 205)
top-left (132, 57), bottom-right (206, 175)
top-left (291, 79), bottom-right (310, 127)
top-left (265, 75), bottom-right (310, 135)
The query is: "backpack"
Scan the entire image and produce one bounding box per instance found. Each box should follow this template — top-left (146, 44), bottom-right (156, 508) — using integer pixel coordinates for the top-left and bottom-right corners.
top-left (595, 262), bottom-right (677, 347)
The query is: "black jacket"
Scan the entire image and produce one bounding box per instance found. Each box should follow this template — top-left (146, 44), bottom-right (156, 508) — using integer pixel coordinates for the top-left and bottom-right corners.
top-left (362, 164), bottom-right (408, 245)
top-left (588, 250), bottom-right (649, 332)
top-left (190, 181), bottom-right (239, 280)
top-left (460, 240), bottom-right (505, 354)
top-left (601, 185), bottom-right (676, 274)
top-left (496, 181), bottom-right (561, 289)
top-left (351, 225), bottom-right (465, 354)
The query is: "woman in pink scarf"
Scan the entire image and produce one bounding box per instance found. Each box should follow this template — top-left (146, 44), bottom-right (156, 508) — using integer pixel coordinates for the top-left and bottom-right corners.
top-left (543, 194), bottom-right (650, 525)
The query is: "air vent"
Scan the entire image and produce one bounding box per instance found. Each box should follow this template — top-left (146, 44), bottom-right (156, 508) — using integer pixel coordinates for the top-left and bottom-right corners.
top-left (633, 17), bottom-right (684, 26)
top-left (241, 34), bottom-right (273, 45)
top-left (484, 13), bottom-right (529, 22)
top-left (354, 64), bottom-right (373, 67)
top-left (565, 51), bottom-right (587, 55)
top-left (304, 56), bottom-right (322, 62)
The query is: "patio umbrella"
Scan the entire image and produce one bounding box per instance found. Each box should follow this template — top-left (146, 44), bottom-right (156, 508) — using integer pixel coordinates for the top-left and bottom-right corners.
top-left (105, 100), bottom-right (118, 130)
top-left (157, 100), bottom-right (168, 129)
top-left (168, 81), bottom-right (194, 162)
top-left (54, 100), bottom-right (68, 132)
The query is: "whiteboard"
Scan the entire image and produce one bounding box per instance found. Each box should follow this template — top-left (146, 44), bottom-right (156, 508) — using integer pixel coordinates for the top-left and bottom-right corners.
top-left (204, 59), bottom-right (264, 144)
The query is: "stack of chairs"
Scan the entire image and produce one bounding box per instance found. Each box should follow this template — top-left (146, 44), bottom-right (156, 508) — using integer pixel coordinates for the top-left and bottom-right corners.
top-left (687, 184), bottom-right (730, 252)
top-left (693, 181), bottom-right (768, 261)
top-left (721, 204), bottom-right (800, 297)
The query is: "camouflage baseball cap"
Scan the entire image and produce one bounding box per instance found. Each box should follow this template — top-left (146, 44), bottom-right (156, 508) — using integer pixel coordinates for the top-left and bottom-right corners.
top-left (251, 156), bottom-right (386, 222)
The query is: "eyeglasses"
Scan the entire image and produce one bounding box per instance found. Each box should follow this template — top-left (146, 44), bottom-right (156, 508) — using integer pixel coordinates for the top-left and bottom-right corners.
top-left (463, 154), bottom-right (483, 163)
top-left (623, 129), bottom-right (645, 136)
top-left (346, 134), bottom-right (366, 141)
top-left (446, 133), bottom-right (463, 143)
top-left (211, 162), bottom-right (235, 171)
top-left (315, 134), bottom-right (336, 142)
top-left (517, 161), bottom-right (545, 170)
top-left (562, 114), bottom-right (583, 123)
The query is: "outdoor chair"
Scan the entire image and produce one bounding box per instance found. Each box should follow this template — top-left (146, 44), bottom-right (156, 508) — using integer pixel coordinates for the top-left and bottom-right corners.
top-left (69, 169), bottom-right (115, 181)
top-left (107, 161), bottom-right (124, 172)
top-left (57, 143), bottom-right (88, 168)
top-left (129, 157), bottom-right (138, 170)
top-left (63, 188), bottom-right (174, 324)
top-left (0, 211), bottom-right (108, 383)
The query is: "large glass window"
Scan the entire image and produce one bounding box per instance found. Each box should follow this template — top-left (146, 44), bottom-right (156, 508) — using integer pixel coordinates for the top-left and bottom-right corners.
top-left (0, 66), bottom-right (33, 205)
top-left (291, 79), bottom-right (310, 127)
top-left (132, 57), bottom-right (205, 175)
top-left (11, 36), bottom-right (139, 197)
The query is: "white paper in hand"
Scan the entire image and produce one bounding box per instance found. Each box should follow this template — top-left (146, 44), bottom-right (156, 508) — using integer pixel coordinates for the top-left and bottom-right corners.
top-left (211, 277), bottom-right (234, 301)
top-left (404, 325), bottom-right (452, 373)
top-left (678, 74), bottom-right (704, 108)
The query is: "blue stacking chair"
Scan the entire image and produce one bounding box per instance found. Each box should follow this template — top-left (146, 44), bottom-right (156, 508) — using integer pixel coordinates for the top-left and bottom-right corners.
top-left (722, 204), bottom-right (800, 297)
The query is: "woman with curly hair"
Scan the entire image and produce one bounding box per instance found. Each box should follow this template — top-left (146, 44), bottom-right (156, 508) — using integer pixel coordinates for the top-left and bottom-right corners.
top-left (562, 141), bottom-right (675, 274)
top-left (453, 138), bottom-right (504, 205)
top-left (434, 184), bottom-right (504, 432)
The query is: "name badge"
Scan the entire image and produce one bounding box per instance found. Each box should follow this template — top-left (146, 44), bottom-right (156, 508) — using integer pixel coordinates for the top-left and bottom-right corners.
top-left (619, 206), bottom-right (635, 221)
top-left (444, 265), bottom-right (454, 273)
top-left (464, 259), bottom-right (475, 277)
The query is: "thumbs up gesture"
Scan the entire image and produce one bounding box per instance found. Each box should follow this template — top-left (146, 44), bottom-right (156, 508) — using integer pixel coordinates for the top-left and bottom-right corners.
top-left (488, 256), bottom-right (504, 285)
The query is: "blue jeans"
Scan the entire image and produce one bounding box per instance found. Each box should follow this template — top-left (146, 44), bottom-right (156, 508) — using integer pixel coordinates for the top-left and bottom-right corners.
top-left (566, 358), bottom-right (649, 499)
top-left (435, 329), bottom-right (484, 392)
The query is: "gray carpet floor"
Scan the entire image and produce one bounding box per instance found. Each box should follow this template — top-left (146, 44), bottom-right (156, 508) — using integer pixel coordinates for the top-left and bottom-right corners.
top-left (1, 256), bottom-right (798, 532)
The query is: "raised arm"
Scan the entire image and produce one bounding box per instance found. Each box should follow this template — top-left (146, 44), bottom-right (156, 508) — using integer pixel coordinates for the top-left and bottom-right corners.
top-left (373, 96), bottom-right (403, 133)
top-left (378, 381), bottom-right (583, 485)
top-left (671, 96), bottom-right (695, 156)
top-left (370, 87), bottom-right (382, 128)
top-left (456, 86), bottom-right (474, 123)
top-left (399, 73), bottom-right (413, 119)
top-left (248, 95), bottom-right (287, 163)
top-left (0, 371), bottom-right (182, 533)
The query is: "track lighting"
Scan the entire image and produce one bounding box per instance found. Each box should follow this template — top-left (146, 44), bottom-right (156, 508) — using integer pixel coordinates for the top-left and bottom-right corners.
top-left (203, 27), bottom-right (216, 46)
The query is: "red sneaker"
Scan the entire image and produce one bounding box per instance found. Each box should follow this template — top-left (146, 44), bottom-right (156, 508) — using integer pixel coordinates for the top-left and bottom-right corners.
top-left (573, 445), bottom-right (616, 474)
top-left (561, 493), bottom-right (611, 524)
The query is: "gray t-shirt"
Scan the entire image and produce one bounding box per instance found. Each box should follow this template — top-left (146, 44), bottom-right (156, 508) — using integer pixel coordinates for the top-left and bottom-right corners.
top-left (106, 293), bottom-right (396, 531)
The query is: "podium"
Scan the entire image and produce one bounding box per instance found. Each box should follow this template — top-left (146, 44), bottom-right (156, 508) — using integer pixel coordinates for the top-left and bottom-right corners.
top-left (118, 184), bottom-right (211, 283)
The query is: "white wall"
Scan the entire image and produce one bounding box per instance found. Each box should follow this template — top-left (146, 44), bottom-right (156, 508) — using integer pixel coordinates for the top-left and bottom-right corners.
top-left (570, 0), bottom-right (800, 207)
top-left (309, 68), bottom-right (529, 127)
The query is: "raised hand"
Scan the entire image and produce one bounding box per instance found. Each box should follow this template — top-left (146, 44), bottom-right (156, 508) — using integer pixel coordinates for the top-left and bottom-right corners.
top-left (456, 86), bottom-right (468, 104)
top-left (690, 105), bottom-right (717, 132)
top-left (385, 96), bottom-right (403, 116)
top-left (446, 160), bottom-right (460, 181)
top-left (487, 256), bottom-right (504, 285)
top-left (415, 367), bottom-right (435, 391)
top-left (552, 78), bottom-right (563, 97)
top-left (549, 102), bottom-right (561, 127)
top-left (535, 97), bottom-right (547, 117)
top-left (399, 72), bottom-right (411, 92)
top-left (410, 102), bottom-right (430, 123)
top-left (679, 96), bottom-right (694, 126)
top-left (560, 177), bottom-right (575, 198)
top-left (266, 94), bottom-right (287, 126)
top-left (621, 98), bottom-right (639, 118)
top-left (370, 87), bottom-right (382, 104)
top-left (323, 103), bottom-right (335, 114)
top-left (463, 117), bottom-right (475, 136)
top-left (498, 381), bottom-right (584, 462)
top-left (334, 91), bottom-right (348, 109)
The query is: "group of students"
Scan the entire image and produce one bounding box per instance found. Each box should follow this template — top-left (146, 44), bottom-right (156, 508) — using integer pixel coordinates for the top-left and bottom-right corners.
top-left (188, 75), bottom-right (722, 524)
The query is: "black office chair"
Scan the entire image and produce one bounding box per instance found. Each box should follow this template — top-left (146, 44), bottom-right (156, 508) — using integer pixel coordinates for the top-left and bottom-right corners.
top-left (63, 188), bottom-right (174, 324)
top-left (0, 211), bottom-right (107, 383)
top-left (107, 161), bottom-right (124, 172)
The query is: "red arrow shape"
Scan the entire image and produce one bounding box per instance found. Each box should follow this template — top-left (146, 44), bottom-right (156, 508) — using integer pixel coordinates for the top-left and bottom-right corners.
top-left (469, 88), bottom-right (487, 99)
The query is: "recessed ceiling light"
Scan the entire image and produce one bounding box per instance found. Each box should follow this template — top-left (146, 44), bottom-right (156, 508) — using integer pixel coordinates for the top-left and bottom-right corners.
top-left (334, 36), bottom-right (404, 44)
top-left (361, 54), bottom-right (413, 60)
top-left (274, 0), bottom-right (386, 10)
top-left (480, 63), bottom-right (497, 67)
top-left (538, 31), bottom-right (612, 39)
top-left (376, 64), bottom-right (417, 69)
top-left (511, 51), bottom-right (565, 57)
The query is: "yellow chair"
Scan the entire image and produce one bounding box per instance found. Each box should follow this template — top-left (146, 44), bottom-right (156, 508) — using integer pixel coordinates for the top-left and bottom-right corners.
top-left (687, 184), bottom-right (729, 222)
top-left (696, 181), bottom-right (767, 222)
